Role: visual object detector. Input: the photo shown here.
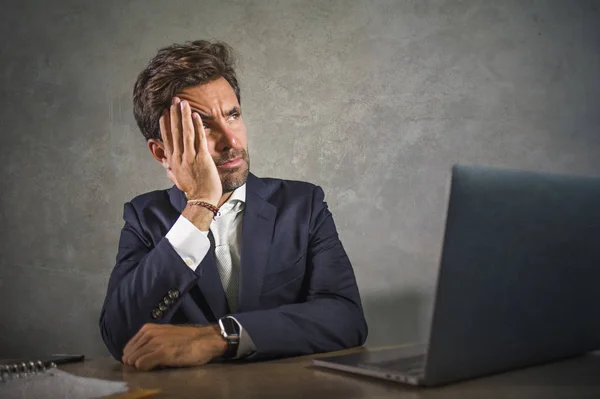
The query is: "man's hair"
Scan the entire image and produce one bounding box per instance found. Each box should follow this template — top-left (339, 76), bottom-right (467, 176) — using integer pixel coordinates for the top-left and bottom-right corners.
top-left (133, 40), bottom-right (240, 141)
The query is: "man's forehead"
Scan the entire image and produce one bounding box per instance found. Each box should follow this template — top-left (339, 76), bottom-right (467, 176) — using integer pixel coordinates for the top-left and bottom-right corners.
top-left (178, 77), bottom-right (237, 106)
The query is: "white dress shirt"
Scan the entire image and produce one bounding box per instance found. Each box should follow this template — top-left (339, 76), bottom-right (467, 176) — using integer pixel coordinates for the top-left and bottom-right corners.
top-left (165, 184), bottom-right (255, 358)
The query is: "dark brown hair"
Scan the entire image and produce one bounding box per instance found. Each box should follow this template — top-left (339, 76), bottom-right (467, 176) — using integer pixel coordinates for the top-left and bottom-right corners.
top-left (133, 40), bottom-right (240, 141)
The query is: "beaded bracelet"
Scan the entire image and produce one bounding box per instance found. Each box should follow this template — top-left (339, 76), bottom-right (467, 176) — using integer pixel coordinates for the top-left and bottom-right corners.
top-left (186, 200), bottom-right (220, 215)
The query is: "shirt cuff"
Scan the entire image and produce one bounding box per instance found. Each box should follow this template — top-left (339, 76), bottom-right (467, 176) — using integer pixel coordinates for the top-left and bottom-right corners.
top-left (165, 215), bottom-right (210, 271)
top-left (228, 316), bottom-right (256, 359)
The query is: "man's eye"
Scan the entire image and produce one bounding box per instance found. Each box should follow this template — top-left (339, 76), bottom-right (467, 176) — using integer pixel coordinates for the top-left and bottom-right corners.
top-left (203, 124), bottom-right (210, 130)
top-left (229, 113), bottom-right (240, 120)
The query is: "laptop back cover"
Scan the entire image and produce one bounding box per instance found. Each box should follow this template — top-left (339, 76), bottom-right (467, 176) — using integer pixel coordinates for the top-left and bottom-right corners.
top-left (424, 165), bottom-right (600, 386)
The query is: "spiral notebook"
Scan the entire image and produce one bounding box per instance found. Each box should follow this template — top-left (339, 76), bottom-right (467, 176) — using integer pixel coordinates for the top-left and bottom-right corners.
top-left (1, 354), bottom-right (84, 380)
top-left (0, 354), bottom-right (129, 399)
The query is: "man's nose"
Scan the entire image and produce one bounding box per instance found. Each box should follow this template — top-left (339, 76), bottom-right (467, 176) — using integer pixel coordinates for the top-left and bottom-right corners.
top-left (214, 124), bottom-right (238, 151)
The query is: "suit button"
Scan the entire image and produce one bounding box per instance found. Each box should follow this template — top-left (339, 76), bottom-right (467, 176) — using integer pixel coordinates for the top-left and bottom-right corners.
top-left (168, 289), bottom-right (180, 300)
top-left (151, 309), bottom-right (162, 319)
top-left (163, 297), bottom-right (172, 305)
top-left (158, 302), bottom-right (168, 311)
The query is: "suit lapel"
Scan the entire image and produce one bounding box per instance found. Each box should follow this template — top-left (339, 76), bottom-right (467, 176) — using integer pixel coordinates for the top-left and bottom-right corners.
top-left (168, 185), bottom-right (229, 320)
top-left (238, 174), bottom-right (276, 312)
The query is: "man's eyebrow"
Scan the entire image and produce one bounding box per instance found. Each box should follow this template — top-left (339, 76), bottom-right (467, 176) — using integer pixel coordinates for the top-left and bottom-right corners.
top-left (225, 106), bottom-right (241, 116)
top-left (190, 106), bottom-right (241, 120)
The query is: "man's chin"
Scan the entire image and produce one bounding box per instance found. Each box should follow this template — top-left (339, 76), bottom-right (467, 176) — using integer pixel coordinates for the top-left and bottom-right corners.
top-left (221, 167), bottom-right (249, 193)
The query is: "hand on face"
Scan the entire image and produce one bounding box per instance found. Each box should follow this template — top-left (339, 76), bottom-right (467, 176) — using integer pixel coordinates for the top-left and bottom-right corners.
top-left (160, 97), bottom-right (222, 205)
top-left (122, 324), bottom-right (227, 371)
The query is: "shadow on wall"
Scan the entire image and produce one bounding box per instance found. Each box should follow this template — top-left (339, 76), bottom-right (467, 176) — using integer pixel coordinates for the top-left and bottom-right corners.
top-left (361, 288), bottom-right (431, 348)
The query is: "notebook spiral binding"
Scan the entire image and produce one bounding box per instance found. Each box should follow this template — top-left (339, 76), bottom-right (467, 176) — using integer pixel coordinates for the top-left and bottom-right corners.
top-left (0, 361), bottom-right (57, 382)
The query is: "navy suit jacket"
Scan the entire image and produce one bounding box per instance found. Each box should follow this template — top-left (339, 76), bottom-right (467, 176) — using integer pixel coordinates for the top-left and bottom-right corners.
top-left (100, 173), bottom-right (368, 361)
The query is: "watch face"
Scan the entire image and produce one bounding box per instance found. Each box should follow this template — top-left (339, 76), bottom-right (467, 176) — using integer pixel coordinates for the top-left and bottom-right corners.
top-left (220, 317), bottom-right (240, 338)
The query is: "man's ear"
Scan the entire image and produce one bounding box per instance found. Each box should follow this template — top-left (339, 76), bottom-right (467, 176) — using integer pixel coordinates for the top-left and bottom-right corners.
top-left (148, 139), bottom-right (168, 168)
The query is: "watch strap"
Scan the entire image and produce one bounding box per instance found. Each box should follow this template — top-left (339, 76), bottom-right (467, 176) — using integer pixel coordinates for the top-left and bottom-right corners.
top-left (222, 336), bottom-right (239, 359)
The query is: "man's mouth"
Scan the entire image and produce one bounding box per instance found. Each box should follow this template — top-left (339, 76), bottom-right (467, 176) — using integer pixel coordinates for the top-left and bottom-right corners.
top-left (217, 157), bottom-right (243, 168)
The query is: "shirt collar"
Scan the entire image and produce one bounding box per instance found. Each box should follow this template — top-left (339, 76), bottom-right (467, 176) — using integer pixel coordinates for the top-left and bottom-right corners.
top-left (218, 183), bottom-right (246, 216)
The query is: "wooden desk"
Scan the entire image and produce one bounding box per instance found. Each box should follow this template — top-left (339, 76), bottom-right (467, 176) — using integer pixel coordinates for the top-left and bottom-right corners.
top-left (61, 348), bottom-right (600, 398)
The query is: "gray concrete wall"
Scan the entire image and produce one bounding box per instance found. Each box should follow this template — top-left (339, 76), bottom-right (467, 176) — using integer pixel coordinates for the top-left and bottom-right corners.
top-left (1, 0), bottom-right (599, 357)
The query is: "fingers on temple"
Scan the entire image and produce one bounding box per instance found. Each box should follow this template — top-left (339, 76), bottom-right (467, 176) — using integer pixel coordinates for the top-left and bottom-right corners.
top-left (170, 98), bottom-right (183, 158)
top-left (180, 101), bottom-right (196, 159)
top-left (159, 111), bottom-right (172, 155)
top-left (192, 113), bottom-right (207, 155)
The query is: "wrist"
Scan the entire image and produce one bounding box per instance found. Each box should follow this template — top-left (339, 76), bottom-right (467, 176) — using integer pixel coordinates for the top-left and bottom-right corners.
top-left (189, 325), bottom-right (228, 363)
top-left (185, 191), bottom-right (221, 207)
top-left (207, 325), bottom-right (228, 359)
top-left (182, 205), bottom-right (214, 231)
top-left (187, 199), bottom-right (219, 215)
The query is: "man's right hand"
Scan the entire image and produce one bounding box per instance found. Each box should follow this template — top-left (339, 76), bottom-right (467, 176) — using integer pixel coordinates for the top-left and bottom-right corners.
top-left (160, 97), bottom-right (222, 231)
top-left (160, 97), bottom-right (222, 206)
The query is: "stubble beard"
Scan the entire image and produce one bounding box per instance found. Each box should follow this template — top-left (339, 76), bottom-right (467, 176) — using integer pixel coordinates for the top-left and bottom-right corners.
top-left (217, 148), bottom-right (250, 193)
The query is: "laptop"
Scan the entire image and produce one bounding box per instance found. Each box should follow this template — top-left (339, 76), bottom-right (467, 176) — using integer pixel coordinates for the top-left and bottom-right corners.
top-left (313, 164), bottom-right (600, 387)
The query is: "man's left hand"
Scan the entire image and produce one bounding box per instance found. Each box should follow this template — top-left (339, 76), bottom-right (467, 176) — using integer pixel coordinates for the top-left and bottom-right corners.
top-left (122, 324), bottom-right (227, 371)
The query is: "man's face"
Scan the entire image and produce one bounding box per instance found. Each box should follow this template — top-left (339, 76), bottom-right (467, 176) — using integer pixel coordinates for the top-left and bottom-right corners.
top-left (177, 77), bottom-right (249, 193)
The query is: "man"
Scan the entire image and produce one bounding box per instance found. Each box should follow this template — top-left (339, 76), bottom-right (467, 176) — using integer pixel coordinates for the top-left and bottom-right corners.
top-left (99, 40), bottom-right (368, 371)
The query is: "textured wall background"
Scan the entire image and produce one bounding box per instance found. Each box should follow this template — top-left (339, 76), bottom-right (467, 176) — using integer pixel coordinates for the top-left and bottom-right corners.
top-left (1, 0), bottom-right (599, 357)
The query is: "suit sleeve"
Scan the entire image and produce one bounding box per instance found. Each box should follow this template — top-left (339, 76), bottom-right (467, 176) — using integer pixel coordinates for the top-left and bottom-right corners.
top-left (99, 203), bottom-right (204, 361)
top-left (230, 186), bottom-right (368, 360)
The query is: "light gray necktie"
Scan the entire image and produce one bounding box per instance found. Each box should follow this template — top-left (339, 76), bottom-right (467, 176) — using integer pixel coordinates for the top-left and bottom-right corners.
top-left (212, 201), bottom-right (243, 313)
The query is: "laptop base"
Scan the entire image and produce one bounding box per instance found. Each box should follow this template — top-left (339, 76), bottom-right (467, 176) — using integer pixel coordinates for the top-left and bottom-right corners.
top-left (313, 347), bottom-right (427, 386)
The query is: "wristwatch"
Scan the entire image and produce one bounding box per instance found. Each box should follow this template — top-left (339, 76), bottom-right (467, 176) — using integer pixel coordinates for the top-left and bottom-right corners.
top-left (218, 316), bottom-right (240, 359)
